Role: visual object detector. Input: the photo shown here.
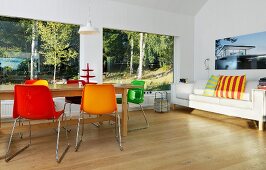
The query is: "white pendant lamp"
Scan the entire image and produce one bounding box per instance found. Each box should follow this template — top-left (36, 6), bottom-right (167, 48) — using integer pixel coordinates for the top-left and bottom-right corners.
top-left (79, 5), bottom-right (99, 35)
top-left (78, 20), bottom-right (99, 35)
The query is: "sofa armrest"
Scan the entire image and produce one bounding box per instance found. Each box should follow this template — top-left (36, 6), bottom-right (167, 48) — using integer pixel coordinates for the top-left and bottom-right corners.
top-left (252, 89), bottom-right (266, 121)
top-left (171, 83), bottom-right (194, 100)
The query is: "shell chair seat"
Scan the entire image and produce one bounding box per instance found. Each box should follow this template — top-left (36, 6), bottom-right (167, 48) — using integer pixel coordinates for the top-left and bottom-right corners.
top-left (75, 84), bottom-right (123, 151)
top-left (5, 85), bottom-right (70, 163)
top-left (117, 80), bottom-right (149, 131)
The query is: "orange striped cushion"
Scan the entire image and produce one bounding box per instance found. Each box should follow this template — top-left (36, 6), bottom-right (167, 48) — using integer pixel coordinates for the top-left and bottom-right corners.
top-left (215, 75), bottom-right (246, 100)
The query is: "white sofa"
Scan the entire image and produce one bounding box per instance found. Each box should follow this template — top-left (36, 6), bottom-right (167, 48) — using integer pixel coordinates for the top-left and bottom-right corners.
top-left (171, 80), bottom-right (266, 130)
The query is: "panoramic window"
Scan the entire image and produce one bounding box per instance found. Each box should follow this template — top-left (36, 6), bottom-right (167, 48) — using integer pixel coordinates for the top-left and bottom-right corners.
top-left (0, 16), bottom-right (79, 84)
top-left (103, 28), bottom-right (174, 90)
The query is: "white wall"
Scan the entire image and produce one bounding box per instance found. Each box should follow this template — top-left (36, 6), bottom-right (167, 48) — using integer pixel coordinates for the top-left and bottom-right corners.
top-left (0, 0), bottom-right (195, 83)
top-left (194, 0), bottom-right (266, 81)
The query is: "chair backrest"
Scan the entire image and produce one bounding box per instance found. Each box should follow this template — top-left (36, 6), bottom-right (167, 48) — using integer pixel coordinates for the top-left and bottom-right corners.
top-left (25, 79), bottom-right (48, 86)
top-left (81, 84), bottom-right (117, 115)
top-left (128, 80), bottom-right (145, 104)
top-left (67, 79), bottom-right (86, 86)
top-left (13, 85), bottom-right (57, 119)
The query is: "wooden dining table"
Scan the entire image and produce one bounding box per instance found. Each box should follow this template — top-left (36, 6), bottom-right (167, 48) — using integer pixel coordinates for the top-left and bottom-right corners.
top-left (0, 83), bottom-right (140, 137)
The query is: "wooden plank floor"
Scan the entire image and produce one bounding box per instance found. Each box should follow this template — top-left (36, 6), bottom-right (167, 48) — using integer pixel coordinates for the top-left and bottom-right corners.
top-left (1, 108), bottom-right (266, 170)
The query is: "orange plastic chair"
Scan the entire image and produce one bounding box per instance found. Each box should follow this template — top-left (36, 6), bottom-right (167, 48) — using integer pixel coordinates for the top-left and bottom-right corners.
top-left (75, 84), bottom-right (123, 151)
top-left (5, 85), bottom-right (70, 163)
top-left (25, 79), bottom-right (49, 86)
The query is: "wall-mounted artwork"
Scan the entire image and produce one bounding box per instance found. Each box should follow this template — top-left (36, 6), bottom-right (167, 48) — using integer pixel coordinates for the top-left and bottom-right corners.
top-left (215, 31), bottom-right (266, 70)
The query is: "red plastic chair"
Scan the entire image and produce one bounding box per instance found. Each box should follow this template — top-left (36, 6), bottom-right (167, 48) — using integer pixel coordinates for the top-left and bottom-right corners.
top-left (16, 79), bottom-right (49, 138)
top-left (23, 79), bottom-right (53, 128)
top-left (5, 85), bottom-right (70, 163)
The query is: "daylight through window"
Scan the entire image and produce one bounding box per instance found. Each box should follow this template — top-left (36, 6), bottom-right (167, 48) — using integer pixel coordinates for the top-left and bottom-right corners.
top-left (0, 16), bottom-right (80, 84)
top-left (103, 28), bottom-right (174, 91)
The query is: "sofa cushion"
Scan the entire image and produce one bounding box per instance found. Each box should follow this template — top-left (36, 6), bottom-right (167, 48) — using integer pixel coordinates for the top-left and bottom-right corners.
top-left (203, 75), bottom-right (219, 97)
top-left (215, 75), bottom-right (246, 100)
top-left (219, 98), bottom-right (252, 109)
top-left (175, 83), bottom-right (194, 100)
top-left (189, 94), bottom-right (220, 105)
top-left (190, 94), bottom-right (252, 109)
top-left (192, 79), bottom-right (257, 101)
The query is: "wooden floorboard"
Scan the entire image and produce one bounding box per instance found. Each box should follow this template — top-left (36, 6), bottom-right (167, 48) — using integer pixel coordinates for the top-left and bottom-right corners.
top-left (1, 108), bottom-right (266, 170)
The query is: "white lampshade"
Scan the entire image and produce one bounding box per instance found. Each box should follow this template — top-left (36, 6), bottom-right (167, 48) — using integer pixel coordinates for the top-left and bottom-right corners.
top-left (78, 21), bottom-right (99, 35)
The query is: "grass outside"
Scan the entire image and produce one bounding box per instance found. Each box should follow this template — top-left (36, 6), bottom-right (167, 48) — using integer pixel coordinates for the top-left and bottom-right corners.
top-left (103, 68), bottom-right (173, 90)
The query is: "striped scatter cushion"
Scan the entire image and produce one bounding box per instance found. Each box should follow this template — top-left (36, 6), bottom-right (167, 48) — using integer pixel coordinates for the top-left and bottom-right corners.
top-left (215, 75), bottom-right (246, 100)
top-left (203, 75), bottom-right (220, 96)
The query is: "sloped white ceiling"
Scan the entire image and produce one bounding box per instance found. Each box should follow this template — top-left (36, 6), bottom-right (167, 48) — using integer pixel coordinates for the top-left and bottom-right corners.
top-left (108, 0), bottom-right (208, 16)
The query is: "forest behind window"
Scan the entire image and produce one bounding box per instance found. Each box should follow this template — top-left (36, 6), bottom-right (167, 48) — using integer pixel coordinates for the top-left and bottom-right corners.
top-left (103, 28), bottom-right (174, 90)
top-left (0, 16), bottom-right (79, 84)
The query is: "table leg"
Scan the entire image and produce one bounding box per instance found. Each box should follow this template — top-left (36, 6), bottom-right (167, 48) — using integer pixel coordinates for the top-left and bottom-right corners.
top-left (121, 89), bottom-right (128, 137)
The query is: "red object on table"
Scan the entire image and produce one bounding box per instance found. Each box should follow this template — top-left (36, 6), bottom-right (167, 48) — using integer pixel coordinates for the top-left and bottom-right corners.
top-left (67, 79), bottom-right (86, 86)
top-left (80, 63), bottom-right (97, 84)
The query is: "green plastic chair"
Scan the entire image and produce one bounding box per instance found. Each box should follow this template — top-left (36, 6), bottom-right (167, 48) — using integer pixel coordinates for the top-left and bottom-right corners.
top-left (117, 80), bottom-right (149, 131)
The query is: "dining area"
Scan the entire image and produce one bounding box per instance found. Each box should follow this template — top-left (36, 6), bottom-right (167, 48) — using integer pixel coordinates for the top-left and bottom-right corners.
top-left (0, 80), bottom-right (147, 164)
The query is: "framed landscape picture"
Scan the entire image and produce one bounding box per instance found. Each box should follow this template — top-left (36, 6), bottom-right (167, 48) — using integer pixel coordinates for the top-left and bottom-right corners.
top-left (215, 31), bottom-right (266, 70)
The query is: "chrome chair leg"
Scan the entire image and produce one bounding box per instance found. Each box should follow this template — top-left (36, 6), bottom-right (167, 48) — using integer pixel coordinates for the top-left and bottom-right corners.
top-left (5, 118), bottom-right (31, 162)
top-left (52, 119), bottom-right (59, 133)
top-left (139, 104), bottom-right (149, 128)
top-left (63, 102), bottom-right (72, 118)
top-left (18, 119), bottom-right (24, 139)
top-left (55, 114), bottom-right (70, 163)
top-left (128, 104), bottom-right (149, 132)
top-left (116, 113), bottom-right (123, 151)
top-left (63, 102), bottom-right (67, 114)
top-left (115, 114), bottom-right (118, 138)
top-left (91, 122), bottom-right (100, 128)
top-left (62, 103), bottom-right (71, 133)
top-left (75, 111), bottom-right (84, 152)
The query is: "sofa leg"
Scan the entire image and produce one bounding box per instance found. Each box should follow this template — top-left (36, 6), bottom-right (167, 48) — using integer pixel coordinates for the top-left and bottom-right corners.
top-left (259, 121), bottom-right (264, 131)
top-left (171, 104), bottom-right (176, 111)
